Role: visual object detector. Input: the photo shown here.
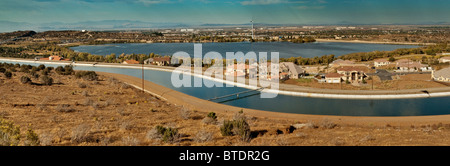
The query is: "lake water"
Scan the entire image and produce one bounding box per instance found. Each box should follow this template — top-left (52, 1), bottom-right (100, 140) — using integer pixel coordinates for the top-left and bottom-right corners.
top-left (71, 42), bottom-right (419, 58)
top-left (2, 60), bottom-right (449, 117)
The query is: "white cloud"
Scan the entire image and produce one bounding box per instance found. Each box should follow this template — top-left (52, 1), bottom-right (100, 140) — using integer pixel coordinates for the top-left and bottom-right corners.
top-left (240, 0), bottom-right (306, 5)
top-left (137, 0), bottom-right (172, 5)
top-left (296, 5), bottom-right (325, 10)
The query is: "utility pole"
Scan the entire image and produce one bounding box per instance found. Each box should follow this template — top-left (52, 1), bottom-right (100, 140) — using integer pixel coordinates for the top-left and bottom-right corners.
top-left (142, 62), bottom-right (144, 93)
top-left (371, 76), bottom-right (374, 90)
top-left (250, 19), bottom-right (254, 41)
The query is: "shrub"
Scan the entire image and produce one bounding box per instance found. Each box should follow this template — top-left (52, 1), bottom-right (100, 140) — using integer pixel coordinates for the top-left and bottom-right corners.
top-left (220, 120), bottom-right (234, 136)
top-left (71, 124), bottom-right (91, 143)
top-left (64, 65), bottom-right (74, 75)
top-left (120, 83), bottom-right (131, 89)
top-left (38, 64), bottom-right (46, 71)
top-left (31, 71), bottom-right (40, 79)
top-left (55, 66), bottom-right (64, 75)
top-left (24, 129), bottom-right (40, 146)
top-left (194, 130), bottom-right (214, 143)
top-left (41, 70), bottom-right (48, 76)
top-left (75, 71), bottom-right (98, 81)
top-left (20, 76), bottom-right (31, 84)
top-left (81, 90), bottom-right (89, 97)
top-left (220, 118), bottom-right (251, 142)
top-left (202, 117), bottom-right (216, 125)
top-left (0, 119), bottom-right (21, 146)
top-left (55, 104), bottom-right (75, 113)
top-left (4, 71), bottom-right (12, 79)
top-left (232, 118), bottom-right (251, 142)
top-left (107, 77), bottom-right (119, 85)
top-left (0, 67), bottom-right (5, 73)
top-left (207, 112), bottom-right (217, 120)
top-left (162, 127), bottom-right (179, 143)
top-left (122, 136), bottom-right (140, 146)
top-left (55, 65), bottom-right (73, 75)
top-left (151, 125), bottom-right (180, 143)
top-left (40, 75), bottom-right (53, 85)
top-left (179, 107), bottom-right (190, 120)
top-left (320, 119), bottom-right (337, 129)
top-left (78, 82), bottom-right (87, 88)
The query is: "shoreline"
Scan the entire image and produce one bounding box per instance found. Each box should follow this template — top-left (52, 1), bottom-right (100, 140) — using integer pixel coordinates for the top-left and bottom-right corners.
top-left (1, 57), bottom-right (450, 99)
top-left (99, 71), bottom-right (450, 126)
top-left (315, 39), bottom-right (435, 46)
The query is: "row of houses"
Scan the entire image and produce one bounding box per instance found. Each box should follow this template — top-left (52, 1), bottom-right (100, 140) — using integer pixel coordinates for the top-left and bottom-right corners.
top-left (123, 57), bottom-right (172, 66)
top-left (224, 62), bottom-right (305, 80)
top-left (37, 55), bottom-right (71, 61)
top-left (373, 58), bottom-right (433, 72)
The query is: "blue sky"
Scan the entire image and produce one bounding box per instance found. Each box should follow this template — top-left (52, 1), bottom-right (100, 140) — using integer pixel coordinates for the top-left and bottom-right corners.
top-left (0, 0), bottom-right (449, 25)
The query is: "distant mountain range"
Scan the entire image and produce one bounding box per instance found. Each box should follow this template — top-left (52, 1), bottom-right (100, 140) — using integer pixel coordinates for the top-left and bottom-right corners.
top-left (1, 20), bottom-right (449, 33)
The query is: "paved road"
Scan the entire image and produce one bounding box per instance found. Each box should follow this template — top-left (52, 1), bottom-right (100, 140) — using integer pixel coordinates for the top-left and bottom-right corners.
top-left (374, 69), bottom-right (393, 81)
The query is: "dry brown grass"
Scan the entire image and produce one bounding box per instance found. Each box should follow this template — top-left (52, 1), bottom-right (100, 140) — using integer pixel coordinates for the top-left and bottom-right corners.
top-left (0, 70), bottom-right (449, 146)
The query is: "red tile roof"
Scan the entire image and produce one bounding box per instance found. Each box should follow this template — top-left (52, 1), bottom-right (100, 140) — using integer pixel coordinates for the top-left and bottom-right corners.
top-left (325, 73), bottom-right (344, 78)
top-left (153, 57), bottom-right (171, 62)
top-left (337, 66), bottom-right (369, 72)
top-left (123, 60), bottom-right (140, 64)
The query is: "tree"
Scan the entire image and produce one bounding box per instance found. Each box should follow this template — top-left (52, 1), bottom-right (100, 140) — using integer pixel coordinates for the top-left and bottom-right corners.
top-left (4, 71), bottom-right (12, 79)
top-left (20, 76), bottom-right (31, 84)
top-left (40, 75), bottom-right (53, 85)
top-left (388, 57), bottom-right (396, 62)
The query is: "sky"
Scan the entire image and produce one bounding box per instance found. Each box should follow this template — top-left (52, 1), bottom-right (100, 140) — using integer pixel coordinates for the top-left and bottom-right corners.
top-left (0, 0), bottom-right (449, 25)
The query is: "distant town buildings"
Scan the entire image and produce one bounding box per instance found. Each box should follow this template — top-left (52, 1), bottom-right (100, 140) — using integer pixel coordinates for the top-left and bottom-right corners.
top-left (373, 58), bottom-right (391, 67)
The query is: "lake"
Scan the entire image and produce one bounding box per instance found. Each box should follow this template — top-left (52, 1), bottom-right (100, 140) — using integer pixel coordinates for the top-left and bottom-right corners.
top-left (71, 42), bottom-right (419, 58)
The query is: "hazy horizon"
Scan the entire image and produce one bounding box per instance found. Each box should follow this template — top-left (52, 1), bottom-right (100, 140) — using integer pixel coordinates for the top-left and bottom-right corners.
top-left (1, 0), bottom-right (449, 32)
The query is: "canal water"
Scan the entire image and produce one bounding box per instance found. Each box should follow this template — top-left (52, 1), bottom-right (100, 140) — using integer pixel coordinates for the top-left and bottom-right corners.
top-left (2, 60), bottom-right (449, 116)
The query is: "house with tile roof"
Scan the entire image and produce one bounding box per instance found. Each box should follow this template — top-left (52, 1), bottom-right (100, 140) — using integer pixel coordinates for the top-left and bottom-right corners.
top-left (337, 66), bottom-right (369, 83)
top-left (432, 67), bottom-right (450, 82)
top-left (280, 62), bottom-right (305, 79)
top-left (325, 73), bottom-right (343, 83)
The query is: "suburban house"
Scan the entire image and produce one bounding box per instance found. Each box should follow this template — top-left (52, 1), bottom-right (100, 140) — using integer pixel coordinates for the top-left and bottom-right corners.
top-left (279, 62), bottom-right (305, 79)
top-left (373, 58), bottom-right (391, 67)
top-left (439, 57), bottom-right (450, 63)
top-left (394, 60), bottom-right (432, 72)
top-left (329, 59), bottom-right (355, 68)
top-left (437, 53), bottom-right (450, 56)
top-left (122, 59), bottom-right (140, 64)
top-left (144, 58), bottom-right (153, 64)
top-left (325, 73), bottom-right (343, 83)
top-left (40, 56), bottom-right (69, 61)
top-left (225, 64), bottom-right (246, 77)
top-left (34, 56), bottom-right (43, 61)
top-left (258, 62), bottom-right (280, 80)
top-left (336, 66), bottom-right (369, 83)
top-left (432, 67), bottom-right (450, 82)
top-left (225, 63), bottom-right (257, 78)
top-left (152, 57), bottom-right (171, 66)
